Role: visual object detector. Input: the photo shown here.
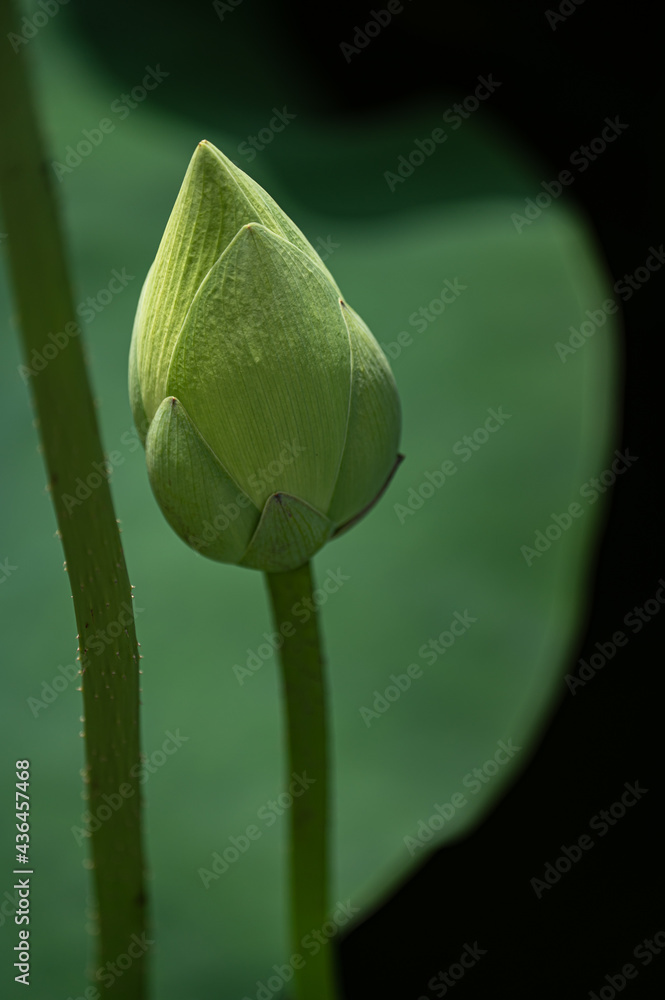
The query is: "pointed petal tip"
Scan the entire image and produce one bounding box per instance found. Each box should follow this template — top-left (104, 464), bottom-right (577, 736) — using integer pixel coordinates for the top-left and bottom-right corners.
top-left (235, 221), bottom-right (283, 246)
top-left (192, 139), bottom-right (229, 172)
top-left (193, 139), bottom-right (236, 172)
top-left (240, 492), bottom-right (332, 572)
top-left (194, 139), bottom-right (214, 156)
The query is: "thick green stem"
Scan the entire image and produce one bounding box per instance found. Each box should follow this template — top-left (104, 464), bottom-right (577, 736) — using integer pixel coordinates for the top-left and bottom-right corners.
top-left (0, 2), bottom-right (148, 996)
top-left (265, 563), bottom-right (338, 1000)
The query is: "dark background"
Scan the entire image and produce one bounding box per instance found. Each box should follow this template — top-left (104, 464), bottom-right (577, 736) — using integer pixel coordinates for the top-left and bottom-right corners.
top-left (327, 6), bottom-right (665, 996)
top-left (332, 7), bottom-right (665, 997)
top-left (5, 0), bottom-right (664, 996)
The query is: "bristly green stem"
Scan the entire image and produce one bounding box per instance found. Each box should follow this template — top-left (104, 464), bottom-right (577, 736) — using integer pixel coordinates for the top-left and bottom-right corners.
top-left (265, 563), bottom-right (338, 1000)
top-left (0, 2), bottom-right (148, 996)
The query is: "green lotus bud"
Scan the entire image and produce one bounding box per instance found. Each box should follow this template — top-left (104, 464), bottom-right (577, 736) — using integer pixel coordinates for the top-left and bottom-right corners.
top-left (129, 140), bottom-right (401, 572)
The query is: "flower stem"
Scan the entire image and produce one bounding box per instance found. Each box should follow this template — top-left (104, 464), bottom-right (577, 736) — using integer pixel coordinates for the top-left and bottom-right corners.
top-left (265, 563), bottom-right (338, 1000)
top-left (0, 2), bottom-right (148, 996)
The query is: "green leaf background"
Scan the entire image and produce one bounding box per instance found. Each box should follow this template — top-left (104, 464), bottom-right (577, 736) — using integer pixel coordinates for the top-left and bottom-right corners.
top-left (0, 25), bottom-right (617, 1000)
